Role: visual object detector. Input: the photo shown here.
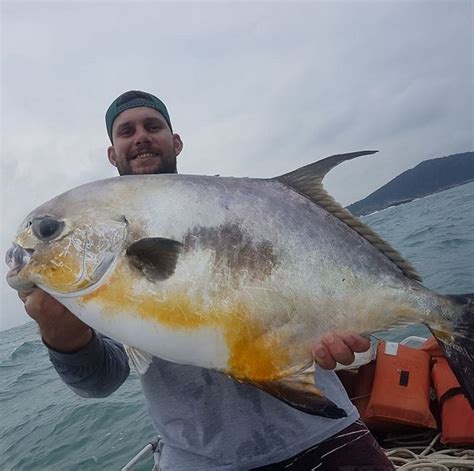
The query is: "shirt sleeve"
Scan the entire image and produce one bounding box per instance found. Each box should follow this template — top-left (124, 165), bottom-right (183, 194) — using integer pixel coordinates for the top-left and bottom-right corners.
top-left (47, 331), bottom-right (130, 398)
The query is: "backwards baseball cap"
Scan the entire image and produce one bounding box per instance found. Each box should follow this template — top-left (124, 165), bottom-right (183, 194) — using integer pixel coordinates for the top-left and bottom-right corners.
top-left (105, 90), bottom-right (172, 142)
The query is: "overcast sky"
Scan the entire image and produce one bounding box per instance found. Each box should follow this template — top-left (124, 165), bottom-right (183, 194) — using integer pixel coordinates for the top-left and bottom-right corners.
top-left (1, 0), bottom-right (472, 330)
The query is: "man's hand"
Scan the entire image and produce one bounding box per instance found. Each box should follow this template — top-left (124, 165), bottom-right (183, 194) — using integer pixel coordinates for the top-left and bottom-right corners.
top-left (312, 332), bottom-right (370, 369)
top-left (18, 288), bottom-right (92, 352)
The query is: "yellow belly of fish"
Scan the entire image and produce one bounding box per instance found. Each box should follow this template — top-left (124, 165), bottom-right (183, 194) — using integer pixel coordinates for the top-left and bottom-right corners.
top-left (78, 261), bottom-right (294, 381)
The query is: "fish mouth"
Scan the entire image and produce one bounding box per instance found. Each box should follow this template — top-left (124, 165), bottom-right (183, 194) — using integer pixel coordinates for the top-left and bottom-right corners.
top-left (6, 244), bottom-right (33, 274)
top-left (5, 244), bottom-right (35, 290)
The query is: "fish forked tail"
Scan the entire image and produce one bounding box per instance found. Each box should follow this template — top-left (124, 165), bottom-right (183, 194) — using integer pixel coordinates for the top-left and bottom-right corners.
top-left (430, 293), bottom-right (474, 409)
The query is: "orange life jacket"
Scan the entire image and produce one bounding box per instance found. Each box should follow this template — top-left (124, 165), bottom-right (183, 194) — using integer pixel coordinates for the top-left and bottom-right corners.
top-left (352, 341), bottom-right (436, 430)
top-left (422, 337), bottom-right (474, 445)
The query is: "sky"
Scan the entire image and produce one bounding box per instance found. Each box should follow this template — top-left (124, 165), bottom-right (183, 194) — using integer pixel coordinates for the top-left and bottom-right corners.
top-left (1, 0), bottom-right (472, 330)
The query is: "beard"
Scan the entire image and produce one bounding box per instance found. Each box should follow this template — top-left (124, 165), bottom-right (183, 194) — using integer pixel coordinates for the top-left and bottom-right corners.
top-left (118, 153), bottom-right (178, 176)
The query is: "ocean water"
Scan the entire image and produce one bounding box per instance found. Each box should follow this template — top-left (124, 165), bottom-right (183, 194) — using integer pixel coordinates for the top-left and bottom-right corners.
top-left (1, 182), bottom-right (473, 470)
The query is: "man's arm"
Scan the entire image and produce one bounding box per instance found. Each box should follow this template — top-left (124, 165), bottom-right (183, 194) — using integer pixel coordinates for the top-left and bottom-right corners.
top-left (19, 288), bottom-right (130, 397)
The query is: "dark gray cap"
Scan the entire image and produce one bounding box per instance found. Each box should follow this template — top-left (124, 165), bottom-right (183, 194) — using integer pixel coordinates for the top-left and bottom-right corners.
top-left (105, 90), bottom-right (172, 142)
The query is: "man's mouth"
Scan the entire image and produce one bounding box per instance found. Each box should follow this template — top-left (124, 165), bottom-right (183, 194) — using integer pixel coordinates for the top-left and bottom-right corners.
top-left (133, 152), bottom-right (158, 160)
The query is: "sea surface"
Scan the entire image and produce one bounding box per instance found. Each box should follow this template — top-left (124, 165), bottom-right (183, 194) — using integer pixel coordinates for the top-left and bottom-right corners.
top-left (1, 182), bottom-right (473, 470)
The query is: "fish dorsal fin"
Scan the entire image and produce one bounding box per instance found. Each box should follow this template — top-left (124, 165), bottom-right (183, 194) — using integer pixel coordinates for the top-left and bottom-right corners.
top-left (273, 150), bottom-right (422, 282)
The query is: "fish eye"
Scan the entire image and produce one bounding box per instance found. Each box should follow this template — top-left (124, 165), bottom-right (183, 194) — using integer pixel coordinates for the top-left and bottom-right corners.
top-left (32, 218), bottom-right (65, 241)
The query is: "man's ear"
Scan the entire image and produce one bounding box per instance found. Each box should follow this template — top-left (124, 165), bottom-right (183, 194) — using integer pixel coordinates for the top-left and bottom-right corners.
top-left (107, 146), bottom-right (118, 167)
top-left (173, 134), bottom-right (184, 156)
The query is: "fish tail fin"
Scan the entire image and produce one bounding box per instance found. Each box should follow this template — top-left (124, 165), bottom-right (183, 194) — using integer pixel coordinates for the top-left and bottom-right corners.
top-left (252, 364), bottom-right (347, 419)
top-left (430, 293), bottom-right (474, 409)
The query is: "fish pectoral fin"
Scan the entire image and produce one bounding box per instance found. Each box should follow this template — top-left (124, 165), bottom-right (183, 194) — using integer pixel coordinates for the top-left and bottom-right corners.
top-left (125, 345), bottom-right (153, 375)
top-left (126, 237), bottom-right (183, 282)
top-left (252, 367), bottom-right (347, 419)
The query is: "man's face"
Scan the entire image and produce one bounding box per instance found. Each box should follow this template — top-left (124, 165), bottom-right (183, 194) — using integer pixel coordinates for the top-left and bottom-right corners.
top-left (107, 107), bottom-right (183, 176)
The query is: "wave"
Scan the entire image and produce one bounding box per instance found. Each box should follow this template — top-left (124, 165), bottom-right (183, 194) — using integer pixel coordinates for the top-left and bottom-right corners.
top-left (7, 340), bottom-right (43, 361)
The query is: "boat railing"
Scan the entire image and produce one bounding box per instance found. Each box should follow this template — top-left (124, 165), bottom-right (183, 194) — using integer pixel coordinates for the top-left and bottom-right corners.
top-left (121, 436), bottom-right (161, 471)
top-left (122, 431), bottom-right (474, 470)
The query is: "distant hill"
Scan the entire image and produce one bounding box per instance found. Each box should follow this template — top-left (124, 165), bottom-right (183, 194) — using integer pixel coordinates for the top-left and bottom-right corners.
top-left (347, 152), bottom-right (474, 216)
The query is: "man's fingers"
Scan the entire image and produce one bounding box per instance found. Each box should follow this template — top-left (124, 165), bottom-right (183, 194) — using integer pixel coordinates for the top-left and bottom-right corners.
top-left (18, 288), bottom-right (36, 303)
top-left (343, 333), bottom-right (371, 353)
top-left (312, 344), bottom-right (337, 369)
top-left (323, 333), bottom-right (355, 366)
top-left (18, 287), bottom-right (64, 320)
top-left (312, 333), bottom-right (351, 369)
top-left (312, 332), bottom-right (371, 369)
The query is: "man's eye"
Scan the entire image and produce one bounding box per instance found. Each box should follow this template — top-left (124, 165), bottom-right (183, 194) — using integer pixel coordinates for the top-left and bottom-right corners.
top-left (32, 218), bottom-right (65, 241)
top-left (120, 128), bottom-right (132, 136)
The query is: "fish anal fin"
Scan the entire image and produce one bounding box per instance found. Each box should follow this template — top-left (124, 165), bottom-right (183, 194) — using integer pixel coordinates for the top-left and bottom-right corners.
top-left (253, 366), bottom-right (347, 419)
top-left (126, 237), bottom-right (183, 282)
top-left (273, 151), bottom-right (421, 282)
top-left (125, 345), bottom-right (153, 375)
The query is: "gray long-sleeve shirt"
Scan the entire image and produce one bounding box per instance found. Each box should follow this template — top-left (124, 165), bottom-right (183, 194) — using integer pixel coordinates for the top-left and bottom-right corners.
top-left (49, 332), bottom-right (359, 470)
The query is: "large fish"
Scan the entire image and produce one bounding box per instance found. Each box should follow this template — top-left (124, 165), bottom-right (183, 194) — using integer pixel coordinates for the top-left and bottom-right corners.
top-left (6, 151), bottom-right (474, 418)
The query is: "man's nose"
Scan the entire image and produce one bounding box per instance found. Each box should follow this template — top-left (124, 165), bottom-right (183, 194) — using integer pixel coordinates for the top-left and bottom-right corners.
top-left (134, 127), bottom-right (151, 145)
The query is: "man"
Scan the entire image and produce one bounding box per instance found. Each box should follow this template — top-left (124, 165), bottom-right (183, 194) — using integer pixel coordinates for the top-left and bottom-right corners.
top-left (19, 91), bottom-right (394, 470)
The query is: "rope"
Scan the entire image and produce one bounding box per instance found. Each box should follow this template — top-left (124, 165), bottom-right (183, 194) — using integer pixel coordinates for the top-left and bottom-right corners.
top-left (383, 432), bottom-right (474, 470)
